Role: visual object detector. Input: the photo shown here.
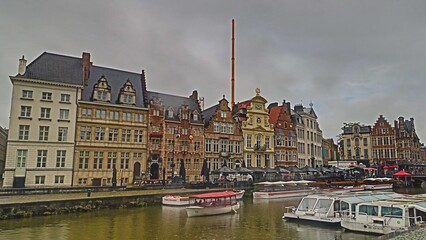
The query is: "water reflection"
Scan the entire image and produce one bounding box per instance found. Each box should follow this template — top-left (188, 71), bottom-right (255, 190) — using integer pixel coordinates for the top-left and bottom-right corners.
top-left (3, 189), bottom-right (426, 239)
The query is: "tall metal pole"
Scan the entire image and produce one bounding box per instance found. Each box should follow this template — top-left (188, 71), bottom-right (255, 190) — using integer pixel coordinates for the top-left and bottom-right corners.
top-left (231, 19), bottom-right (235, 111)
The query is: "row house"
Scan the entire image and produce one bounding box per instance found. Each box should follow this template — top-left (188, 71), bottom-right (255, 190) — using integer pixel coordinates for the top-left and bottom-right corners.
top-left (74, 52), bottom-right (149, 186)
top-left (4, 54), bottom-right (82, 187)
top-left (340, 123), bottom-right (372, 165)
top-left (147, 90), bottom-right (204, 182)
top-left (371, 115), bottom-right (396, 165)
top-left (339, 115), bottom-right (422, 166)
top-left (0, 127), bottom-right (7, 186)
top-left (268, 100), bottom-right (297, 167)
top-left (394, 117), bottom-right (421, 162)
top-left (292, 103), bottom-right (323, 167)
top-left (322, 138), bottom-right (339, 166)
top-left (203, 96), bottom-right (243, 172)
top-left (234, 89), bottom-right (274, 168)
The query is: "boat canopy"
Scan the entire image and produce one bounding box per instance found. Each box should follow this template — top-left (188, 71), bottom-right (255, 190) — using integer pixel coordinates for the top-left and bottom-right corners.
top-left (339, 193), bottom-right (403, 205)
top-left (189, 191), bottom-right (237, 199)
top-left (412, 202), bottom-right (426, 212)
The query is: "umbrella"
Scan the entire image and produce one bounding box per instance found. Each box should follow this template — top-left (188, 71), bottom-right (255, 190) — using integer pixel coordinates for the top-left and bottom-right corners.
top-left (301, 165), bottom-right (319, 172)
top-left (200, 159), bottom-right (210, 182)
top-left (316, 166), bottom-right (332, 173)
top-left (249, 167), bottom-right (266, 173)
top-left (275, 167), bottom-right (291, 174)
top-left (179, 159), bottom-right (186, 183)
top-left (112, 167), bottom-right (117, 187)
top-left (393, 170), bottom-right (412, 177)
top-left (330, 166), bottom-right (346, 173)
top-left (242, 160), bottom-right (246, 168)
top-left (383, 165), bottom-right (398, 169)
top-left (287, 166), bottom-right (302, 173)
top-left (264, 167), bottom-right (279, 173)
top-left (235, 167), bottom-right (253, 174)
top-left (200, 159), bottom-right (208, 176)
top-left (211, 166), bottom-right (237, 174)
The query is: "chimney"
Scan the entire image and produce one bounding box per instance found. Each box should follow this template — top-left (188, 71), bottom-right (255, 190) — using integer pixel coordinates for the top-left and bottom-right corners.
top-left (18, 56), bottom-right (27, 75)
top-left (190, 90), bottom-right (198, 100)
top-left (82, 52), bottom-right (91, 86)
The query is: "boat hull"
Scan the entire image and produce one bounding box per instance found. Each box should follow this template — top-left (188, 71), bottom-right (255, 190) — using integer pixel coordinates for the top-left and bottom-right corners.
top-left (283, 212), bottom-right (341, 224)
top-left (162, 196), bottom-right (189, 206)
top-left (186, 203), bottom-right (240, 217)
top-left (253, 189), bottom-right (315, 199)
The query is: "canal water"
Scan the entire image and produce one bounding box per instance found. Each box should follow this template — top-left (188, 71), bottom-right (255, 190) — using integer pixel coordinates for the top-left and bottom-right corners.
top-left (0, 188), bottom-right (424, 240)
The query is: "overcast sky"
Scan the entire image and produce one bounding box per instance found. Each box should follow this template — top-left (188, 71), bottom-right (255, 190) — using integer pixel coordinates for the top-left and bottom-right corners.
top-left (1, 0), bottom-right (426, 142)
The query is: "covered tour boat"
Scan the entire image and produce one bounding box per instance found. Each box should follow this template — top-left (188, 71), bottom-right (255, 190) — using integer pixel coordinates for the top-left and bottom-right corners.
top-left (253, 181), bottom-right (317, 199)
top-left (162, 195), bottom-right (190, 206)
top-left (186, 191), bottom-right (240, 217)
top-left (283, 192), bottom-right (403, 224)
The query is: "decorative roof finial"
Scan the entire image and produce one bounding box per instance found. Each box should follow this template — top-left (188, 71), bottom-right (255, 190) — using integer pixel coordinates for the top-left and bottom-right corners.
top-left (309, 101), bottom-right (313, 108)
top-left (255, 88), bottom-right (260, 96)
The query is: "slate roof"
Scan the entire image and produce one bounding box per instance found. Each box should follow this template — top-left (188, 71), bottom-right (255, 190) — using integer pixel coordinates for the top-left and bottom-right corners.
top-left (19, 52), bottom-right (147, 108)
top-left (147, 91), bottom-right (203, 123)
top-left (342, 125), bottom-right (371, 134)
top-left (202, 104), bottom-right (218, 127)
top-left (83, 66), bottom-right (147, 108)
top-left (19, 52), bottom-right (83, 85)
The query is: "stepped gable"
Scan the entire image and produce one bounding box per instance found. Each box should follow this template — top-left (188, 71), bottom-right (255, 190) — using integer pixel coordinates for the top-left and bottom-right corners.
top-left (268, 105), bottom-right (280, 125)
top-left (147, 91), bottom-right (203, 124)
top-left (18, 52), bottom-right (83, 85)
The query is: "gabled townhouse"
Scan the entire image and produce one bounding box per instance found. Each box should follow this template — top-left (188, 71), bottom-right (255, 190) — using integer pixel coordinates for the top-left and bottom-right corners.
top-left (147, 90), bottom-right (204, 182)
top-left (292, 103), bottom-right (323, 167)
top-left (371, 115), bottom-right (396, 165)
top-left (4, 54), bottom-right (83, 187)
top-left (322, 138), bottom-right (339, 166)
top-left (394, 117), bottom-right (421, 162)
top-left (74, 52), bottom-right (149, 186)
top-left (203, 96), bottom-right (243, 171)
top-left (234, 89), bottom-right (274, 168)
top-left (339, 122), bottom-right (372, 165)
top-left (268, 100), bottom-right (297, 167)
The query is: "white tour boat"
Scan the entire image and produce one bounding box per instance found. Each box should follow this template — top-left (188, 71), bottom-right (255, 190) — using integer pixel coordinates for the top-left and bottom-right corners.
top-left (283, 192), bottom-right (403, 224)
top-left (162, 190), bottom-right (245, 206)
top-left (162, 195), bottom-right (190, 206)
top-left (341, 195), bottom-right (426, 235)
top-left (186, 191), bottom-right (240, 217)
top-left (253, 181), bottom-right (317, 199)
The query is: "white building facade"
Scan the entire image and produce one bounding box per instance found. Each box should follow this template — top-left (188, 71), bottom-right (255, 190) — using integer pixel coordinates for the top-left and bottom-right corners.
top-left (3, 55), bottom-right (82, 187)
top-left (292, 104), bottom-right (323, 168)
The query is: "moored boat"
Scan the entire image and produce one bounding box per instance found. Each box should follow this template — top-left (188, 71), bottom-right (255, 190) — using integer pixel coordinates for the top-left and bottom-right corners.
top-left (340, 195), bottom-right (426, 235)
top-left (253, 181), bottom-right (317, 199)
top-left (162, 195), bottom-right (190, 206)
top-left (283, 192), bottom-right (403, 225)
top-left (186, 191), bottom-right (240, 217)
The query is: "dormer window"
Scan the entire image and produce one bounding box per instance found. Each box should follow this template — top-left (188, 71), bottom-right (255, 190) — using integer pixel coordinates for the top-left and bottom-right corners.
top-left (92, 75), bottom-right (111, 102)
top-left (119, 79), bottom-right (136, 105)
top-left (167, 108), bottom-right (174, 118)
top-left (192, 110), bottom-right (200, 121)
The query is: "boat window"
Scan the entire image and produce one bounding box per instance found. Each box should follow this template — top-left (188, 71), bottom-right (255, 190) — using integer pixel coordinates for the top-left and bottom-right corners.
top-left (298, 198), bottom-right (317, 211)
top-left (340, 201), bottom-right (350, 213)
top-left (359, 205), bottom-right (378, 216)
top-left (381, 207), bottom-right (403, 218)
top-left (314, 199), bottom-right (333, 213)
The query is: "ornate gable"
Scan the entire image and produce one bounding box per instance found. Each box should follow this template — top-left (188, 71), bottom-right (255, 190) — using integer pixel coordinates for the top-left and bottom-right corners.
top-left (119, 79), bottom-right (136, 105)
top-left (92, 75), bottom-right (111, 102)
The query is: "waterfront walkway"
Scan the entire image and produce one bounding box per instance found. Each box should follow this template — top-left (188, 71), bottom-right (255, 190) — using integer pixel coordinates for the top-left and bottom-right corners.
top-left (0, 188), bottom-right (220, 206)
